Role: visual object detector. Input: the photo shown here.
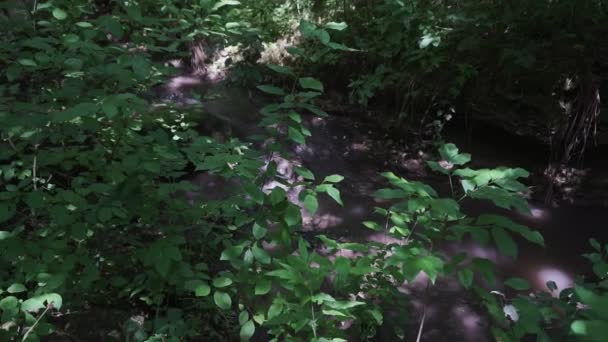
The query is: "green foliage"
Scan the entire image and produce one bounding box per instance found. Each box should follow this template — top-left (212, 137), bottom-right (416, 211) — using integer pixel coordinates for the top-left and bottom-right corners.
top-left (1, 0), bottom-right (607, 340)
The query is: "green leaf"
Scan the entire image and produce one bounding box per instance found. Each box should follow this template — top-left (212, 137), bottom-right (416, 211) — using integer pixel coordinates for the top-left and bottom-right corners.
top-left (22, 293), bottom-right (62, 312)
top-left (7, 283), bottom-right (26, 293)
top-left (403, 255), bottom-right (443, 284)
top-left (252, 244), bottom-right (271, 264)
top-left (195, 283), bottom-right (211, 297)
top-left (64, 58), bottom-right (83, 70)
top-left (368, 308), bottom-right (383, 325)
top-left (363, 221), bottom-right (381, 231)
top-left (322, 309), bottom-right (349, 317)
top-left (52, 8), bottom-right (68, 20)
top-left (154, 257), bottom-right (171, 277)
top-left (373, 188), bottom-right (407, 199)
top-left (0, 296), bottom-right (18, 311)
top-left (244, 184), bottom-right (264, 204)
top-left (326, 186), bottom-right (343, 205)
top-left (571, 320), bottom-right (587, 335)
top-left (239, 311), bottom-right (249, 326)
top-left (255, 279), bottom-right (272, 295)
top-left (438, 143), bottom-right (471, 165)
top-left (492, 227), bottom-right (518, 258)
top-left (284, 204), bottom-right (301, 226)
top-left (458, 269), bottom-right (474, 288)
top-left (288, 126), bottom-right (306, 145)
top-left (0, 202), bottom-right (16, 223)
top-left (325, 22), bottom-right (348, 31)
top-left (214, 291), bottom-right (232, 310)
top-left (102, 102), bottom-right (118, 118)
top-left (252, 222), bottom-right (267, 240)
top-left (323, 174), bottom-right (344, 183)
top-left (18, 59), bottom-right (37, 67)
top-left (76, 21), bottom-right (93, 28)
top-left (185, 280), bottom-right (211, 297)
top-left (101, 16), bottom-right (124, 38)
top-left (304, 194), bottom-right (318, 215)
top-left (269, 187), bottom-right (286, 205)
top-left (295, 167), bottom-right (315, 180)
top-left (240, 320), bottom-right (255, 341)
top-left (298, 77), bottom-right (324, 92)
top-left (590, 238), bottom-right (602, 252)
top-left (212, 0), bottom-right (241, 12)
top-left (505, 277), bottom-right (530, 291)
top-left (267, 64), bottom-right (295, 77)
top-left (243, 249), bottom-right (254, 265)
top-left (220, 244), bottom-right (246, 261)
top-left (571, 319), bottom-right (608, 340)
top-left (213, 276), bottom-right (233, 288)
top-left (257, 85), bottom-right (285, 95)
top-left (318, 235), bottom-right (339, 249)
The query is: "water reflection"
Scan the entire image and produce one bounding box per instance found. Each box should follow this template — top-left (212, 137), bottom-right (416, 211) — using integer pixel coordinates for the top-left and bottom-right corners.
top-left (533, 266), bottom-right (574, 296)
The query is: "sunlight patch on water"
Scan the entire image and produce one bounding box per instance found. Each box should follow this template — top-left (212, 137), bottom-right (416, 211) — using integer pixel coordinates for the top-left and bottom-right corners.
top-left (365, 232), bottom-right (402, 245)
top-left (534, 267), bottom-right (574, 296)
top-left (305, 213), bottom-right (344, 230)
top-left (166, 75), bottom-right (202, 91)
top-left (350, 142), bottom-right (369, 152)
top-left (452, 305), bottom-right (486, 340)
top-left (530, 207), bottom-right (546, 219)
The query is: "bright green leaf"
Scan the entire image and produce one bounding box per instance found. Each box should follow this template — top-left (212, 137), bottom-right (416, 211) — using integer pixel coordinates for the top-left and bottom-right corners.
top-left (52, 8), bottom-right (68, 20)
top-left (214, 291), bottom-right (232, 310)
top-left (213, 276), bottom-right (233, 288)
top-left (7, 283), bottom-right (26, 294)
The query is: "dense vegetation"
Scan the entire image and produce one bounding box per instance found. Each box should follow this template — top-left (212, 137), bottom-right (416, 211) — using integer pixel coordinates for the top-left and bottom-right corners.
top-left (1, 0), bottom-right (607, 341)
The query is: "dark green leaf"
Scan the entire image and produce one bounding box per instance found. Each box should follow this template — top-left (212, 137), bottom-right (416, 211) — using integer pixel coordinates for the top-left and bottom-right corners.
top-left (458, 269), bottom-right (474, 288)
top-left (284, 204), bottom-right (301, 226)
top-left (492, 227), bottom-right (518, 258)
top-left (304, 194), bottom-right (318, 215)
top-left (255, 279), bottom-right (272, 295)
top-left (505, 277), bottom-right (530, 291)
top-left (18, 59), bottom-right (37, 67)
top-left (267, 64), bottom-right (295, 76)
top-left (257, 85), bottom-right (285, 95)
top-left (288, 126), bottom-right (306, 145)
top-left (252, 244), bottom-right (271, 264)
top-left (298, 77), bottom-right (324, 92)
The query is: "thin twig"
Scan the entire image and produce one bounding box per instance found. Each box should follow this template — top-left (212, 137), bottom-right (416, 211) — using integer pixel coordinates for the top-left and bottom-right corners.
top-left (415, 306), bottom-right (426, 342)
top-left (32, 153), bottom-right (38, 191)
top-left (22, 304), bottom-right (52, 342)
top-left (6, 137), bottom-right (18, 153)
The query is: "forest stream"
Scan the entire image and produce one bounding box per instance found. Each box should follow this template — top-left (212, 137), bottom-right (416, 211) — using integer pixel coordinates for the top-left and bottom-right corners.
top-left (177, 77), bottom-right (608, 341)
top-left (6, 2), bottom-right (608, 341)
